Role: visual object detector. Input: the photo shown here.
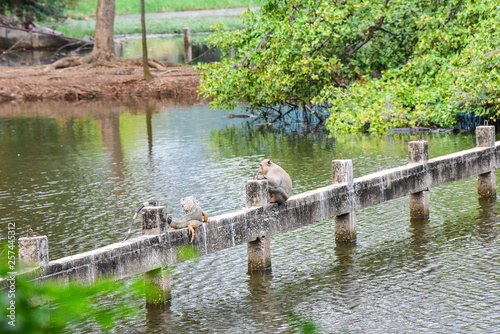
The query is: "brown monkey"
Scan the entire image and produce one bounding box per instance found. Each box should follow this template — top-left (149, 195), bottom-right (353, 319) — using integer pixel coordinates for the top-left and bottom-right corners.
top-left (256, 159), bottom-right (292, 204)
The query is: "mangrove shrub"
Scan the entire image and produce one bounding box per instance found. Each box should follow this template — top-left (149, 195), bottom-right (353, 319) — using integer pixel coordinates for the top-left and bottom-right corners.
top-left (197, 0), bottom-right (500, 134)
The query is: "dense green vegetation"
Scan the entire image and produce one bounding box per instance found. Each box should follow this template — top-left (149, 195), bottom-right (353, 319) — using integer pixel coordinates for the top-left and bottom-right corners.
top-left (0, 249), bottom-right (144, 333)
top-left (54, 16), bottom-right (243, 38)
top-left (197, 0), bottom-right (500, 135)
top-left (0, 0), bottom-right (65, 22)
top-left (50, 0), bottom-right (256, 38)
top-left (65, 0), bottom-right (259, 17)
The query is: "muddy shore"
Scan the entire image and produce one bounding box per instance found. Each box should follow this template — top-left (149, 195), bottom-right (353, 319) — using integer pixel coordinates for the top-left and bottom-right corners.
top-left (0, 61), bottom-right (202, 105)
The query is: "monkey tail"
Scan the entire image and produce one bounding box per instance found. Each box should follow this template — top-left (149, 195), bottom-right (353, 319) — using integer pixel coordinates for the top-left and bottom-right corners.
top-left (123, 200), bottom-right (159, 241)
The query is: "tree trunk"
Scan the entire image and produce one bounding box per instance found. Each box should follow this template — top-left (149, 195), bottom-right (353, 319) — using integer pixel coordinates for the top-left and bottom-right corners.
top-left (46, 0), bottom-right (117, 69)
top-left (140, 0), bottom-right (152, 79)
top-left (93, 0), bottom-right (116, 58)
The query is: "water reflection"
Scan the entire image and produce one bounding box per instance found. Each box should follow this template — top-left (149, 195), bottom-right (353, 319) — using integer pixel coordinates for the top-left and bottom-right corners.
top-left (246, 270), bottom-right (283, 333)
top-left (1, 100), bottom-right (500, 333)
top-left (120, 35), bottom-right (221, 64)
top-left (0, 48), bottom-right (91, 67)
top-left (0, 35), bottom-right (219, 67)
top-left (476, 196), bottom-right (499, 243)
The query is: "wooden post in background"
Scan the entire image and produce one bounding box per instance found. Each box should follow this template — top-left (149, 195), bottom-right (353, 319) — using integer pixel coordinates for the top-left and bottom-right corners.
top-left (183, 27), bottom-right (192, 64)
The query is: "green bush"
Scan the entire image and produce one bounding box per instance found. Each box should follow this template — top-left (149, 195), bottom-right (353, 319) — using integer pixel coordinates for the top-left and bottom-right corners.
top-left (197, 0), bottom-right (500, 135)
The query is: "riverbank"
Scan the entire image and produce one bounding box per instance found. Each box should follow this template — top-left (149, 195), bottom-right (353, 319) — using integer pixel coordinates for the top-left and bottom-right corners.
top-left (0, 61), bottom-right (203, 104)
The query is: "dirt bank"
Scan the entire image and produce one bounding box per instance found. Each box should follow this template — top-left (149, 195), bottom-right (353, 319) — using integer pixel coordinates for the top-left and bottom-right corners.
top-left (0, 61), bottom-right (202, 104)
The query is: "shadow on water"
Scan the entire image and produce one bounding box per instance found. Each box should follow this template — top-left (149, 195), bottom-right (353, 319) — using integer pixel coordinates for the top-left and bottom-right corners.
top-left (119, 35), bottom-right (221, 64)
top-left (0, 35), bottom-right (219, 67)
top-left (476, 196), bottom-right (499, 242)
top-left (0, 48), bottom-right (92, 67)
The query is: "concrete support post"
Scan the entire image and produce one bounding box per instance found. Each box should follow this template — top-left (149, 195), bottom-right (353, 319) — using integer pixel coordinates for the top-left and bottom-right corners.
top-left (476, 126), bottom-right (496, 198)
top-left (183, 27), bottom-right (192, 63)
top-left (246, 179), bottom-right (269, 208)
top-left (247, 236), bottom-right (271, 271)
top-left (144, 267), bottom-right (171, 304)
top-left (19, 236), bottom-right (49, 268)
top-left (332, 160), bottom-right (356, 242)
top-left (141, 206), bottom-right (168, 235)
top-left (408, 141), bottom-right (430, 218)
top-left (246, 180), bottom-right (272, 271)
top-left (141, 206), bottom-right (170, 303)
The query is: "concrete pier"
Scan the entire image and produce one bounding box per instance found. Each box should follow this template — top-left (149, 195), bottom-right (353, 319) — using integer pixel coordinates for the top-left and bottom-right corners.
top-left (144, 267), bottom-right (171, 303)
top-left (142, 206), bottom-right (170, 303)
top-left (11, 133), bottom-right (500, 287)
top-left (476, 126), bottom-right (496, 198)
top-left (332, 160), bottom-right (356, 242)
top-left (247, 236), bottom-right (271, 271)
top-left (408, 141), bottom-right (430, 218)
top-left (246, 180), bottom-right (272, 271)
top-left (18, 236), bottom-right (49, 268)
top-left (141, 206), bottom-right (168, 235)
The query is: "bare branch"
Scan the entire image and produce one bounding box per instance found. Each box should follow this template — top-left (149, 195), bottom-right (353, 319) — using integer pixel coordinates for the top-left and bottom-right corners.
top-left (241, 31), bottom-right (273, 68)
top-left (305, 105), bottom-right (324, 123)
top-left (340, 16), bottom-right (385, 61)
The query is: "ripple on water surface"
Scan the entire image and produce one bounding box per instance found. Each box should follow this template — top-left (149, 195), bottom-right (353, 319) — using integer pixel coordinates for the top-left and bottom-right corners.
top-left (1, 104), bottom-right (499, 333)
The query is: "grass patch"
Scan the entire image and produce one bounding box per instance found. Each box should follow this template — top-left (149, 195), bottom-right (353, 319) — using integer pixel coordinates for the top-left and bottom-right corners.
top-left (52, 16), bottom-right (243, 38)
top-left (65, 0), bottom-right (260, 18)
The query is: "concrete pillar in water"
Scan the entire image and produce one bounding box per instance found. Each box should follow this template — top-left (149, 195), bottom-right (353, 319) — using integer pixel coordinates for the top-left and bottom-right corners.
top-left (141, 206), bottom-right (168, 236)
top-left (144, 267), bottom-right (171, 303)
top-left (408, 140), bottom-right (430, 218)
top-left (332, 159), bottom-right (356, 242)
top-left (141, 206), bottom-right (170, 303)
top-left (18, 235), bottom-right (49, 268)
top-left (246, 180), bottom-right (272, 271)
top-left (476, 126), bottom-right (496, 198)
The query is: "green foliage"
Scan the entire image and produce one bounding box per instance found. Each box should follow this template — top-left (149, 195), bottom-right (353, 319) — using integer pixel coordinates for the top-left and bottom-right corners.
top-left (0, 245), bottom-right (144, 333)
top-left (197, 1), bottom-right (349, 110)
top-left (54, 16), bottom-right (244, 38)
top-left (176, 245), bottom-right (199, 262)
top-left (0, 0), bottom-right (65, 21)
top-left (197, 0), bottom-right (500, 135)
top-left (65, 0), bottom-right (259, 17)
top-left (288, 312), bottom-right (322, 334)
top-left (326, 0), bottom-right (500, 134)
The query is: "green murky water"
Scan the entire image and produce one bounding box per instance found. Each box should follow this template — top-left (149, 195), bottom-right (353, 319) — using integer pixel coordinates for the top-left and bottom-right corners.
top-left (1, 100), bottom-right (499, 333)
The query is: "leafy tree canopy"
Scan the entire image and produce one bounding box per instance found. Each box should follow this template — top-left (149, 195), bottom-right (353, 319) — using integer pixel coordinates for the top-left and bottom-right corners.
top-left (0, 0), bottom-right (66, 23)
top-left (197, 0), bottom-right (500, 134)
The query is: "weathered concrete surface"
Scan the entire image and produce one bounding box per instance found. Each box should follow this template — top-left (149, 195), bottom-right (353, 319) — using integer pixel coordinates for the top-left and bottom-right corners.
top-left (18, 236), bottom-right (49, 267)
top-left (246, 180), bottom-right (272, 270)
top-left (355, 145), bottom-right (496, 210)
top-left (142, 206), bottom-right (168, 236)
top-left (408, 140), bottom-right (429, 164)
top-left (246, 180), bottom-right (269, 208)
top-left (15, 140), bottom-right (500, 284)
top-left (409, 191), bottom-right (430, 218)
top-left (333, 160), bottom-right (356, 242)
top-left (476, 126), bottom-right (496, 198)
top-left (247, 236), bottom-right (271, 271)
top-left (476, 126), bottom-right (495, 147)
top-left (408, 140), bottom-right (430, 218)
